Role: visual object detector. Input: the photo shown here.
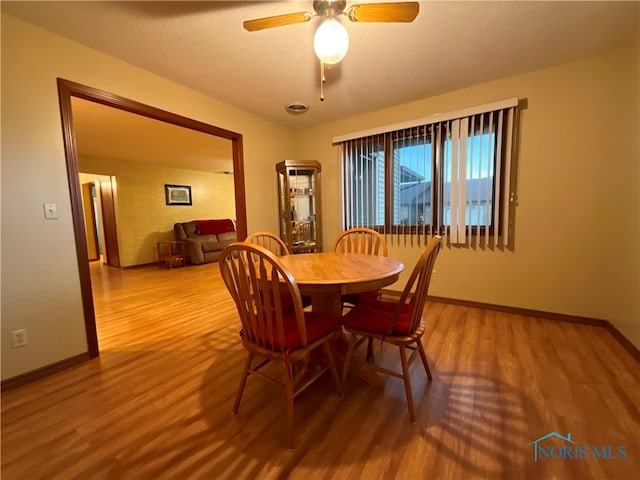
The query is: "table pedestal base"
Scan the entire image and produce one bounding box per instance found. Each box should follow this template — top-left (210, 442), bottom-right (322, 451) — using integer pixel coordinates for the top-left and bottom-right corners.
top-left (309, 293), bottom-right (385, 388)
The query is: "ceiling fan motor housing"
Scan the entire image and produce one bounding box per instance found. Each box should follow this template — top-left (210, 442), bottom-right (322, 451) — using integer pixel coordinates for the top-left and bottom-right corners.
top-left (313, 1), bottom-right (347, 18)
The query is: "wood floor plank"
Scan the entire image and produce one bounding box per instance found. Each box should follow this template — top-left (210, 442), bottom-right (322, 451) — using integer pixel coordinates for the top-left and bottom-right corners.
top-left (2, 261), bottom-right (639, 479)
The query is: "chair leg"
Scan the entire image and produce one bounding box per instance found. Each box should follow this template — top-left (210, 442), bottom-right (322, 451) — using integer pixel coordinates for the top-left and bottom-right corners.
top-left (233, 352), bottom-right (253, 414)
top-left (398, 345), bottom-right (416, 423)
top-left (323, 341), bottom-right (342, 395)
top-left (341, 332), bottom-right (359, 385)
top-left (417, 340), bottom-right (433, 381)
top-left (285, 359), bottom-right (295, 449)
top-left (366, 338), bottom-right (374, 362)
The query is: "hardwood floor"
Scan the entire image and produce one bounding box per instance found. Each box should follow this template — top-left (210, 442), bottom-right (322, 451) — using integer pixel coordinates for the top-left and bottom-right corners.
top-left (2, 261), bottom-right (639, 479)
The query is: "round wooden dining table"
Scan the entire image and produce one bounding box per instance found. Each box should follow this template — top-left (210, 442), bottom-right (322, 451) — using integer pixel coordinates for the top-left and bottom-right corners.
top-left (279, 252), bottom-right (404, 387)
top-left (279, 252), bottom-right (404, 317)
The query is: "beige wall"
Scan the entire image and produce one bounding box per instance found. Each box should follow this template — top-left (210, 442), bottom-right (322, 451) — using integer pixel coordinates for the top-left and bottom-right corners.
top-left (1, 14), bottom-right (295, 380)
top-left (294, 46), bottom-right (640, 349)
top-left (79, 156), bottom-right (236, 266)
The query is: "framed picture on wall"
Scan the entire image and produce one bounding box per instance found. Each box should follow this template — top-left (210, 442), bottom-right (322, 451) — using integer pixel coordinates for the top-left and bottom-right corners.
top-left (165, 184), bottom-right (192, 206)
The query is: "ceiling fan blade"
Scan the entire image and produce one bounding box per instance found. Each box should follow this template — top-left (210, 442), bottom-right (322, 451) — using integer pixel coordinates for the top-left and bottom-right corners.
top-left (243, 12), bottom-right (314, 32)
top-left (347, 2), bottom-right (419, 23)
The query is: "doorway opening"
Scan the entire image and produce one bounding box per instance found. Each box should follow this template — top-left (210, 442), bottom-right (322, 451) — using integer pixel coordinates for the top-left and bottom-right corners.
top-left (58, 78), bottom-right (247, 358)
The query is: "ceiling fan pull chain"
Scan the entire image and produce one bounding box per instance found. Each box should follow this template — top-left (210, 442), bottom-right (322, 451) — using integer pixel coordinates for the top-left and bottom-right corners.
top-left (320, 61), bottom-right (326, 101)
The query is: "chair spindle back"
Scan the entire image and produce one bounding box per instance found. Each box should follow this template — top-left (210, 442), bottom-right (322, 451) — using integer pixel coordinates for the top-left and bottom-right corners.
top-left (391, 236), bottom-right (442, 334)
top-left (245, 231), bottom-right (290, 256)
top-left (331, 227), bottom-right (388, 256)
top-left (220, 242), bottom-right (307, 352)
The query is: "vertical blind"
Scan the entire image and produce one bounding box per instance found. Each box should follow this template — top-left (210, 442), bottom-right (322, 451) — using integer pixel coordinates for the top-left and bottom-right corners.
top-left (337, 99), bottom-right (518, 248)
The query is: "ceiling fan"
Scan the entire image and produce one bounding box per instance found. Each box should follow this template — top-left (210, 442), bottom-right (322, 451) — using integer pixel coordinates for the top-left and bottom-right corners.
top-left (243, 1), bottom-right (420, 101)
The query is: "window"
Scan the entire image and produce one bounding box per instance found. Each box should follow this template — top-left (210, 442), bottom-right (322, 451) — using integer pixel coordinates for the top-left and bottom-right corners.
top-left (338, 100), bottom-right (517, 246)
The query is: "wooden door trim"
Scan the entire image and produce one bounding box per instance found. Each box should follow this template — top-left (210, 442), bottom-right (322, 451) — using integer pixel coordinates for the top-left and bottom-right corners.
top-left (57, 78), bottom-right (247, 358)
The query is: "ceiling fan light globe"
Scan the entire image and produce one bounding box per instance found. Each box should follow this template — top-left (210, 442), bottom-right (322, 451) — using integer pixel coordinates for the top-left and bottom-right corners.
top-left (313, 18), bottom-right (349, 65)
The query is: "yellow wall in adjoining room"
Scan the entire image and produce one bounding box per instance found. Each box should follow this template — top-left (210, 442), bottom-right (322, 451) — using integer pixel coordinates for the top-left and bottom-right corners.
top-left (294, 45), bottom-right (640, 349)
top-left (1, 13), bottom-right (295, 380)
top-left (79, 156), bottom-right (236, 266)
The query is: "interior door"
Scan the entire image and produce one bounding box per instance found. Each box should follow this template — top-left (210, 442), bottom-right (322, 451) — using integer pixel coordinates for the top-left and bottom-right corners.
top-left (81, 182), bottom-right (100, 261)
top-left (99, 177), bottom-right (120, 268)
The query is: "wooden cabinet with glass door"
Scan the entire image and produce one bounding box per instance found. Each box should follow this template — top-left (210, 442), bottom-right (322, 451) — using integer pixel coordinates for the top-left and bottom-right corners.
top-left (276, 160), bottom-right (322, 253)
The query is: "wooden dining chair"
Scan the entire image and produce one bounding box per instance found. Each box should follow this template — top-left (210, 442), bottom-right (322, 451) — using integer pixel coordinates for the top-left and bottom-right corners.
top-left (292, 221), bottom-right (312, 243)
top-left (246, 231), bottom-right (291, 256)
top-left (332, 227), bottom-right (389, 315)
top-left (331, 227), bottom-right (388, 257)
top-left (332, 227), bottom-right (389, 360)
top-left (219, 242), bottom-right (342, 448)
top-left (340, 236), bottom-right (442, 422)
top-left (245, 231), bottom-right (312, 309)
top-left (331, 227), bottom-right (390, 360)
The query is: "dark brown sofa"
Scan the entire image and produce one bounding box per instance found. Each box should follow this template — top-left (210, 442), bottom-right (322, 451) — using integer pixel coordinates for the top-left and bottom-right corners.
top-left (174, 219), bottom-right (237, 265)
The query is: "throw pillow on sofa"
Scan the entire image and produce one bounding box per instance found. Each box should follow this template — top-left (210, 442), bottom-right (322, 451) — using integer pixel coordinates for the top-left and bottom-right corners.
top-left (196, 219), bottom-right (235, 235)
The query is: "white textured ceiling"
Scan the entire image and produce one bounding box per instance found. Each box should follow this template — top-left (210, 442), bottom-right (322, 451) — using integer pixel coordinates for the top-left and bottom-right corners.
top-left (4, 1), bottom-right (639, 130)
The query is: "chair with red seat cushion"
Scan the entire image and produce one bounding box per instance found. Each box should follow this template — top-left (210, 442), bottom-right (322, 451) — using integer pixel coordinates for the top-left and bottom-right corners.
top-left (219, 242), bottom-right (341, 448)
top-left (331, 227), bottom-right (389, 308)
top-left (245, 231), bottom-right (312, 309)
top-left (332, 227), bottom-right (390, 360)
top-left (341, 236), bottom-right (442, 422)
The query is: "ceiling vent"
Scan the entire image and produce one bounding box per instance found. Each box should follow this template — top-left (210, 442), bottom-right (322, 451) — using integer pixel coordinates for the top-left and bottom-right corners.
top-left (285, 103), bottom-right (309, 114)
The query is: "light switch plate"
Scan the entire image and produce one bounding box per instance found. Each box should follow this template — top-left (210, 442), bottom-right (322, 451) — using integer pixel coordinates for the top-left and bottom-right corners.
top-left (43, 202), bottom-right (58, 219)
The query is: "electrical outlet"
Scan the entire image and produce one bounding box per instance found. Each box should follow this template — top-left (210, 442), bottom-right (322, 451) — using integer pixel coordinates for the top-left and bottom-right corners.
top-left (431, 270), bottom-right (437, 281)
top-left (11, 329), bottom-right (28, 348)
